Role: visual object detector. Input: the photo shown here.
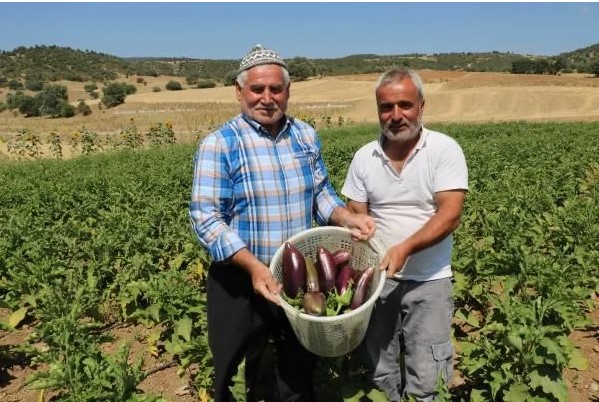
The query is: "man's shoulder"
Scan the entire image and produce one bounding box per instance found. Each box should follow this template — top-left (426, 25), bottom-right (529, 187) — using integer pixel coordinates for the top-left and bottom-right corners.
top-left (289, 117), bottom-right (317, 134)
top-left (423, 127), bottom-right (463, 149)
top-left (206, 115), bottom-right (244, 138)
top-left (354, 139), bottom-right (379, 156)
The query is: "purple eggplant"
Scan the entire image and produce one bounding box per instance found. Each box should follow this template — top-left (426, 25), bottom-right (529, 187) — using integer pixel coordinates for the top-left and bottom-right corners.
top-left (282, 242), bottom-right (306, 298)
top-left (316, 245), bottom-right (337, 292)
top-left (305, 258), bottom-right (320, 293)
top-left (349, 266), bottom-right (375, 310)
top-left (352, 267), bottom-right (363, 283)
top-left (303, 292), bottom-right (327, 316)
top-left (335, 264), bottom-right (354, 295)
top-left (332, 249), bottom-right (352, 268)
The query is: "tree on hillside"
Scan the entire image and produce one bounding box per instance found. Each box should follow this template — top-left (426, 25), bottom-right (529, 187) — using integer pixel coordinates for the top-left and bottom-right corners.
top-left (287, 57), bottom-right (317, 81)
top-left (591, 61), bottom-right (599, 77)
top-left (101, 82), bottom-right (136, 108)
top-left (36, 84), bottom-right (69, 117)
top-left (223, 70), bottom-right (238, 86)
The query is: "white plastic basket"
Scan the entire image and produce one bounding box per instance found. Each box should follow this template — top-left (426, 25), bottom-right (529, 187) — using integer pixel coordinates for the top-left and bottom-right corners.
top-left (269, 226), bottom-right (385, 357)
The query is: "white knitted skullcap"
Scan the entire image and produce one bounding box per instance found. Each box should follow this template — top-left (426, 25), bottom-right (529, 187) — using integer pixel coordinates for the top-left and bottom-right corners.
top-left (238, 44), bottom-right (287, 73)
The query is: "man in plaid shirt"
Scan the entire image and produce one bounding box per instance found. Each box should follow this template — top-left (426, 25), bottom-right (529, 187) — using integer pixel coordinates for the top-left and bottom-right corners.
top-left (189, 44), bottom-right (375, 402)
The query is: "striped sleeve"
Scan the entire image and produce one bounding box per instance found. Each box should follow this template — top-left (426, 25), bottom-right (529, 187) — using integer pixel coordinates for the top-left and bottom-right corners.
top-left (188, 132), bottom-right (246, 262)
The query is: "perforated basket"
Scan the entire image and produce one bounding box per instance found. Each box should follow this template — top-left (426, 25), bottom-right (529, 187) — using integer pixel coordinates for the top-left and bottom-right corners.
top-left (269, 226), bottom-right (385, 357)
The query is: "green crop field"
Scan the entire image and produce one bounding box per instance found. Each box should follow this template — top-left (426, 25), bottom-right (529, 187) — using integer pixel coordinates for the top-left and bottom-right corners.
top-left (1, 121), bottom-right (598, 401)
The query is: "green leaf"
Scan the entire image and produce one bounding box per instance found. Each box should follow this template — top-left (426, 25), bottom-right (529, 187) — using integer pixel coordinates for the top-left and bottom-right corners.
top-left (469, 389), bottom-right (489, 402)
top-left (529, 371), bottom-right (568, 402)
top-left (455, 308), bottom-right (480, 328)
top-left (489, 370), bottom-right (507, 399)
top-left (540, 337), bottom-right (567, 365)
top-left (148, 303), bottom-right (162, 323)
top-left (502, 383), bottom-right (530, 401)
top-left (175, 316), bottom-right (192, 342)
top-left (507, 332), bottom-right (523, 351)
top-left (9, 307), bottom-right (28, 328)
top-left (365, 388), bottom-right (388, 402)
top-left (567, 347), bottom-right (589, 371)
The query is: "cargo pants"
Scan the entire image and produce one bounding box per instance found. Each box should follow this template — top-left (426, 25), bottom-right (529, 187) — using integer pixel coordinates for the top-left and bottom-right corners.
top-left (358, 277), bottom-right (454, 402)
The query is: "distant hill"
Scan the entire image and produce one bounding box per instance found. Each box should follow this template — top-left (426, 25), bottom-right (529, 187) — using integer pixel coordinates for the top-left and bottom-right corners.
top-left (0, 43), bottom-right (597, 87)
top-left (554, 43), bottom-right (599, 71)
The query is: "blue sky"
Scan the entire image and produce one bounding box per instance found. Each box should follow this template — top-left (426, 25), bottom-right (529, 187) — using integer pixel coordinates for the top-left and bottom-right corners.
top-left (0, 2), bottom-right (597, 59)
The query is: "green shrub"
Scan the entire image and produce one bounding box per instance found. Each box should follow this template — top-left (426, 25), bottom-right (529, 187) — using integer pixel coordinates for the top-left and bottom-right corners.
top-left (77, 101), bottom-right (92, 116)
top-left (18, 96), bottom-right (39, 116)
top-left (8, 79), bottom-right (23, 90)
top-left (60, 103), bottom-right (76, 118)
top-left (84, 83), bottom-right (98, 93)
top-left (196, 79), bottom-right (216, 89)
top-left (101, 82), bottom-right (136, 108)
top-left (26, 80), bottom-right (45, 91)
top-left (165, 80), bottom-right (183, 91)
top-left (6, 91), bottom-right (30, 110)
top-left (223, 70), bottom-right (238, 86)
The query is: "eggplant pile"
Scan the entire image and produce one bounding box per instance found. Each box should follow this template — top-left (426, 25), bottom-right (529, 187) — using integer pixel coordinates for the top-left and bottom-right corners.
top-left (281, 242), bottom-right (375, 316)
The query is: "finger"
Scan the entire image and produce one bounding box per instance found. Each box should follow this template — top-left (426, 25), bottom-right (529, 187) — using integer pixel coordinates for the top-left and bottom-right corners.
top-left (349, 228), bottom-right (366, 241)
top-left (257, 283), bottom-right (281, 305)
top-left (379, 253), bottom-right (391, 269)
top-left (265, 292), bottom-right (281, 306)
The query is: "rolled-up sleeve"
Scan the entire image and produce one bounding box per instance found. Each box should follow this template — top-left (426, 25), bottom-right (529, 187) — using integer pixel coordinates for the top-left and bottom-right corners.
top-left (189, 135), bottom-right (246, 262)
top-left (311, 137), bottom-right (344, 225)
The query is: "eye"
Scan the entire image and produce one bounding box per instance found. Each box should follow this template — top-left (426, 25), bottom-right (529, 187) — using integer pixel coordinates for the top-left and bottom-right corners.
top-left (379, 103), bottom-right (393, 113)
top-left (399, 101), bottom-right (414, 110)
top-left (269, 86), bottom-right (284, 94)
top-left (249, 85), bottom-right (265, 94)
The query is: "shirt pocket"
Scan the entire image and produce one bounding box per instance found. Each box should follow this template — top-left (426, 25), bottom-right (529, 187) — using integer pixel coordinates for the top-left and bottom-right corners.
top-left (286, 151), bottom-right (316, 192)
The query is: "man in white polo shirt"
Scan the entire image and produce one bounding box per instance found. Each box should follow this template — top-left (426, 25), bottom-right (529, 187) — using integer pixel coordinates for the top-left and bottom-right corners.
top-left (342, 68), bottom-right (468, 401)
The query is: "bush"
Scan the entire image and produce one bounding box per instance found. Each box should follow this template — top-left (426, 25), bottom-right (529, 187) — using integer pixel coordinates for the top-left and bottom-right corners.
top-left (8, 79), bottom-right (23, 90)
top-left (223, 70), bottom-right (238, 86)
top-left (101, 82), bottom-right (137, 108)
top-left (185, 74), bottom-right (200, 85)
top-left (36, 84), bottom-right (69, 117)
top-left (152, 86), bottom-right (161, 92)
top-left (84, 83), bottom-right (98, 93)
top-left (60, 103), bottom-right (76, 118)
top-left (165, 80), bottom-right (183, 91)
top-left (196, 79), bottom-right (216, 89)
top-left (77, 101), bottom-right (92, 116)
top-left (288, 57), bottom-right (317, 81)
top-left (18, 96), bottom-right (39, 116)
top-left (5, 91), bottom-right (30, 110)
top-left (26, 80), bottom-right (45, 91)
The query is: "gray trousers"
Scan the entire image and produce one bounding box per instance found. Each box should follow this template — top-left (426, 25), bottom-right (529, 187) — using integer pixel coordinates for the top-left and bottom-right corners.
top-left (358, 277), bottom-right (454, 402)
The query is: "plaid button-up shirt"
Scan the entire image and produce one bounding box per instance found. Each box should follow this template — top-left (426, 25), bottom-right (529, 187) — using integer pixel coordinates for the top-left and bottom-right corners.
top-left (189, 114), bottom-right (343, 265)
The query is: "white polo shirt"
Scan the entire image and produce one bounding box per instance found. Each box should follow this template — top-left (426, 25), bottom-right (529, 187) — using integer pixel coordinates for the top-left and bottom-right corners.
top-left (342, 128), bottom-right (468, 281)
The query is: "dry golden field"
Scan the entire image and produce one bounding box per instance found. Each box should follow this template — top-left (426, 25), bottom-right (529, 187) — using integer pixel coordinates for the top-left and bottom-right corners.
top-left (1, 70), bottom-right (599, 158)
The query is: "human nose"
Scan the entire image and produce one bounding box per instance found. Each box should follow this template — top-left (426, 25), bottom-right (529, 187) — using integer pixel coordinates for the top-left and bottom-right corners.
top-left (261, 89), bottom-right (273, 104)
top-left (390, 105), bottom-right (403, 121)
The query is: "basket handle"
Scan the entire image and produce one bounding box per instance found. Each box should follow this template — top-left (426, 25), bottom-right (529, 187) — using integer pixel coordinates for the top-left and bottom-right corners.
top-left (366, 236), bottom-right (386, 261)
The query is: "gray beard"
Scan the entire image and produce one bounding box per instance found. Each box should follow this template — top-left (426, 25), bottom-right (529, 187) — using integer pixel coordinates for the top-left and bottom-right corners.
top-left (382, 119), bottom-right (422, 144)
